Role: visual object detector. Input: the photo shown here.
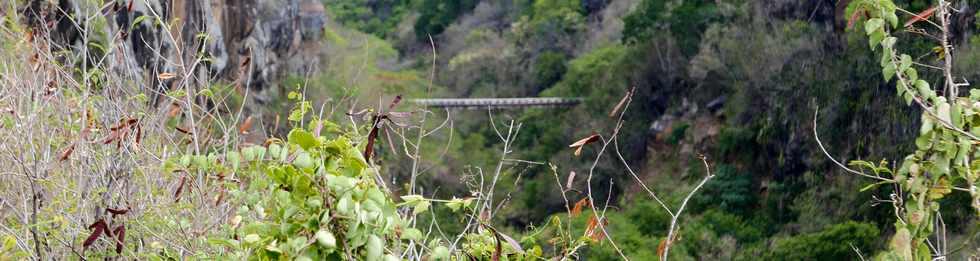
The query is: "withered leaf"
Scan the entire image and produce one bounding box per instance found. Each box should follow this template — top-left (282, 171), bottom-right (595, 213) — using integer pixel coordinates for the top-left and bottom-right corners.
top-left (905, 6), bottom-right (937, 28)
top-left (387, 95), bottom-right (403, 111)
top-left (157, 72), bottom-right (176, 80)
top-left (83, 219), bottom-right (108, 251)
top-left (174, 175), bottom-right (186, 203)
top-left (363, 116), bottom-right (382, 162)
top-left (569, 134), bottom-right (600, 156)
top-left (106, 207), bottom-right (129, 217)
top-left (571, 198), bottom-right (589, 217)
top-left (166, 102), bottom-right (181, 118)
top-left (58, 143), bottom-right (76, 162)
top-left (239, 116), bottom-right (253, 135)
top-left (609, 87), bottom-right (635, 117)
top-left (112, 224), bottom-right (126, 254)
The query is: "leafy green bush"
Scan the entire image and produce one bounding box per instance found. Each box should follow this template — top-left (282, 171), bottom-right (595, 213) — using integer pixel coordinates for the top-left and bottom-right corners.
top-left (414, 0), bottom-right (478, 38)
top-left (693, 164), bottom-right (755, 216)
top-left (762, 221), bottom-right (880, 260)
top-left (325, 0), bottom-right (413, 38)
top-left (532, 51), bottom-right (568, 92)
top-left (163, 125), bottom-right (411, 260)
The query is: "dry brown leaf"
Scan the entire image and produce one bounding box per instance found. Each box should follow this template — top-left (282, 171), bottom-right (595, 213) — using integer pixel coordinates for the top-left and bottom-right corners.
top-left (239, 116), bottom-right (253, 134)
top-left (846, 8), bottom-right (866, 30)
top-left (609, 87), bottom-right (635, 117)
top-left (571, 198), bottom-right (589, 217)
top-left (83, 219), bottom-right (108, 252)
top-left (157, 72), bottom-right (176, 80)
top-left (657, 238), bottom-right (668, 261)
top-left (569, 134), bottom-right (600, 156)
top-left (166, 102), bottom-right (181, 118)
top-left (58, 143), bottom-right (76, 162)
top-left (905, 6), bottom-right (937, 27)
top-left (584, 216), bottom-right (607, 241)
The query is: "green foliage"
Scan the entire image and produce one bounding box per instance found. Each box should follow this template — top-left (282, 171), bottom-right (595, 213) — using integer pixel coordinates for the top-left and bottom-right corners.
top-left (414, 0), bottom-right (479, 38)
top-left (325, 0), bottom-right (414, 38)
top-left (852, 0), bottom-right (980, 259)
top-left (166, 127), bottom-right (407, 260)
top-left (694, 164), bottom-right (756, 216)
top-left (763, 221), bottom-right (880, 260)
top-left (623, 0), bottom-right (719, 54)
top-left (532, 51), bottom-right (568, 91)
top-left (666, 123), bottom-right (690, 145)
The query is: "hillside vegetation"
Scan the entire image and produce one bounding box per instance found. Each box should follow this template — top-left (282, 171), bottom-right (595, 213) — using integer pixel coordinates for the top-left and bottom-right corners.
top-left (5, 0), bottom-right (980, 260)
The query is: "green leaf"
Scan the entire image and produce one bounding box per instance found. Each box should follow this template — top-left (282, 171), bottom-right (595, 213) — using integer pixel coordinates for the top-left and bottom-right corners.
top-left (920, 117), bottom-right (934, 135)
top-left (413, 200), bottom-right (431, 216)
top-left (881, 49), bottom-right (894, 67)
top-left (952, 103), bottom-right (963, 128)
top-left (446, 197), bottom-right (473, 212)
top-left (905, 67), bottom-right (918, 82)
top-left (881, 36), bottom-right (897, 50)
top-left (868, 30), bottom-right (885, 51)
top-left (865, 18), bottom-right (884, 35)
top-left (883, 63), bottom-right (896, 81)
top-left (430, 246), bottom-right (451, 260)
top-left (402, 228), bottom-right (423, 241)
top-left (915, 80), bottom-right (930, 98)
top-left (244, 234), bottom-right (262, 244)
top-left (315, 230), bottom-right (337, 249)
top-left (293, 152), bottom-right (314, 169)
top-left (227, 151), bottom-right (241, 169)
top-left (899, 54), bottom-right (912, 72)
top-left (400, 195), bottom-right (425, 203)
top-left (288, 129), bottom-right (320, 150)
top-left (884, 11), bottom-right (899, 29)
top-left (890, 228), bottom-right (913, 261)
top-left (937, 99), bottom-right (952, 123)
top-left (366, 235), bottom-right (383, 261)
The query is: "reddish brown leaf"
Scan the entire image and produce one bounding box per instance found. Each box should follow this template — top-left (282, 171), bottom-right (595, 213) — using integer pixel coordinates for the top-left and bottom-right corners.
top-left (175, 126), bottom-right (191, 135)
top-left (106, 207), bottom-right (129, 217)
top-left (363, 115), bottom-right (382, 162)
top-left (240, 56), bottom-right (251, 68)
top-left (101, 130), bottom-right (121, 145)
top-left (584, 216), bottom-right (608, 241)
top-left (157, 72), bottom-right (176, 80)
top-left (166, 102), bottom-right (181, 118)
top-left (657, 238), bottom-right (668, 261)
top-left (239, 116), bottom-right (253, 134)
top-left (174, 175), bottom-right (186, 203)
top-left (127, 0), bottom-right (134, 12)
top-left (568, 134), bottom-right (600, 157)
top-left (83, 219), bottom-right (108, 251)
top-left (387, 95), bottom-right (403, 111)
top-left (134, 123), bottom-right (142, 147)
top-left (570, 198), bottom-right (589, 217)
top-left (846, 7), bottom-right (865, 30)
top-left (905, 6), bottom-right (937, 27)
top-left (112, 224), bottom-right (126, 254)
top-left (609, 87), bottom-right (635, 117)
top-left (58, 143), bottom-right (76, 162)
top-left (214, 189), bottom-right (225, 207)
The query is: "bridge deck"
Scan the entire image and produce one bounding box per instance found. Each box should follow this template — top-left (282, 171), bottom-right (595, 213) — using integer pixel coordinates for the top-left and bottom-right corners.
top-left (410, 97), bottom-right (583, 109)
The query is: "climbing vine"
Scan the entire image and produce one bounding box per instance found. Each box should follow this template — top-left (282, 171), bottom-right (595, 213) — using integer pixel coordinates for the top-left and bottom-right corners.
top-left (846, 0), bottom-right (980, 259)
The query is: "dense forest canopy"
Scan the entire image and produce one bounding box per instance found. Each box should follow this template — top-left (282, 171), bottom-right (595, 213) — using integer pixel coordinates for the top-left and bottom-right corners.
top-left (4, 0), bottom-right (980, 260)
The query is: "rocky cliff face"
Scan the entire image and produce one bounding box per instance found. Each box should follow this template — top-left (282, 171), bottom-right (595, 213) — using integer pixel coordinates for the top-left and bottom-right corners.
top-left (21, 0), bottom-right (325, 104)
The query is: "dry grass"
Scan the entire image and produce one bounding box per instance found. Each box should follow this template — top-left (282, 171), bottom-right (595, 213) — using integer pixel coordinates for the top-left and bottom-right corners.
top-left (0, 3), bottom-right (248, 258)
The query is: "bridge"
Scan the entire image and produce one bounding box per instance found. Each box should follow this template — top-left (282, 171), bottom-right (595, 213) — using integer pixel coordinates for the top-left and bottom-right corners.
top-left (410, 97), bottom-right (583, 109)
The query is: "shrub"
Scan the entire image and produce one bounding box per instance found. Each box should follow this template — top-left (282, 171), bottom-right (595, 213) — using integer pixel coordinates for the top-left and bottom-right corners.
top-left (763, 221), bottom-right (880, 260)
